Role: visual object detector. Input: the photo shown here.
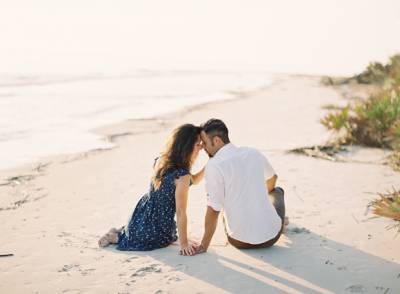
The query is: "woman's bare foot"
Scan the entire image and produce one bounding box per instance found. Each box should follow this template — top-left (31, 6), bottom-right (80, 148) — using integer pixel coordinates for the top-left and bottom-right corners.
top-left (98, 234), bottom-right (110, 247)
top-left (98, 228), bottom-right (119, 247)
top-left (108, 231), bottom-right (119, 244)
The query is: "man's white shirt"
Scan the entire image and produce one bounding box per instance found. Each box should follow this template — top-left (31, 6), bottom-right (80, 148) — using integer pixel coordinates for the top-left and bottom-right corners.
top-left (205, 143), bottom-right (282, 244)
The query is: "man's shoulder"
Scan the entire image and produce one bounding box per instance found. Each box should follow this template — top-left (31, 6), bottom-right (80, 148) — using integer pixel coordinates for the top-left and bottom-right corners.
top-left (205, 159), bottom-right (223, 182)
top-left (205, 158), bottom-right (219, 172)
top-left (238, 146), bottom-right (257, 151)
top-left (238, 146), bottom-right (262, 156)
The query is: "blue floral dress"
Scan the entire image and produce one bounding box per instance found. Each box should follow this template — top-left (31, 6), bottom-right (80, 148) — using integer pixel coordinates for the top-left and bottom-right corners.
top-left (116, 167), bottom-right (189, 251)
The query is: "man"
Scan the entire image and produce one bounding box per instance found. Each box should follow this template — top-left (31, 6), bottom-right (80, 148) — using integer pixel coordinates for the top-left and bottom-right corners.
top-left (195, 118), bottom-right (287, 253)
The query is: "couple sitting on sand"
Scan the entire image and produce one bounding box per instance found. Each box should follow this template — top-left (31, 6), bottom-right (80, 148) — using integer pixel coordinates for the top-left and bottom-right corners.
top-left (99, 119), bottom-right (287, 255)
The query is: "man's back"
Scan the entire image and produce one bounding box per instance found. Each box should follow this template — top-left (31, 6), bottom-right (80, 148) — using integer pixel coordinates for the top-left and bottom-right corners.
top-left (205, 143), bottom-right (282, 244)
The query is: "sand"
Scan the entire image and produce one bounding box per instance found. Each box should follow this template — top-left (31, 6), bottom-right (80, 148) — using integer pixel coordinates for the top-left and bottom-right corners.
top-left (1, 75), bottom-right (399, 294)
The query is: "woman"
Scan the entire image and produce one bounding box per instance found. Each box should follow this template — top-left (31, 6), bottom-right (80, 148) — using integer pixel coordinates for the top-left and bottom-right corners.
top-left (98, 124), bottom-right (204, 256)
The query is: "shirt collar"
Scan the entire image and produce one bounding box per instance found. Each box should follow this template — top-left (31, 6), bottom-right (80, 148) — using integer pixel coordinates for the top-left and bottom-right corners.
top-left (213, 143), bottom-right (236, 159)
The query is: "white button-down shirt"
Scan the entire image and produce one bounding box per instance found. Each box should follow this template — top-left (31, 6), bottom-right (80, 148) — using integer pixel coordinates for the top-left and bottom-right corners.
top-left (205, 143), bottom-right (282, 244)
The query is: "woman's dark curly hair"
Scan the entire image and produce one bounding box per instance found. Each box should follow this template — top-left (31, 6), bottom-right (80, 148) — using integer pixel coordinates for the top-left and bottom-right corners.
top-left (152, 124), bottom-right (201, 189)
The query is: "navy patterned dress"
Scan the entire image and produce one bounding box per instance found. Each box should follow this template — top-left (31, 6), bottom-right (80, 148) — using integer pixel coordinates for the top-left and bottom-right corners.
top-left (116, 167), bottom-right (189, 251)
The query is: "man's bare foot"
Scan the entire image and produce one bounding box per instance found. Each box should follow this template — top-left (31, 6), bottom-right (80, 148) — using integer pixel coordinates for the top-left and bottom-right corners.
top-left (284, 217), bottom-right (289, 226)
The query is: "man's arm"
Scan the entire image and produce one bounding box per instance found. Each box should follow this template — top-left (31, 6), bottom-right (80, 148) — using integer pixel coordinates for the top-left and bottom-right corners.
top-left (260, 150), bottom-right (277, 193)
top-left (194, 162), bottom-right (223, 254)
top-left (196, 206), bottom-right (219, 253)
top-left (266, 174), bottom-right (278, 193)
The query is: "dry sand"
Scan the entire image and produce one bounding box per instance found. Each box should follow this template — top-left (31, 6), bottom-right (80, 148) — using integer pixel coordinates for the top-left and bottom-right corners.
top-left (1, 76), bottom-right (399, 294)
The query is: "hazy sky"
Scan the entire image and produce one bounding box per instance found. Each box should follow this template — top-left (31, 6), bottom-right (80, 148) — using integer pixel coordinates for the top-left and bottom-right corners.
top-left (1, 0), bottom-right (400, 75)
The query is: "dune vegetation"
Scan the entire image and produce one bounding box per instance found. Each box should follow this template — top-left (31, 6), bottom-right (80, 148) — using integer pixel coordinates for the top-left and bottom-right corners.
top-left (321, 54), bottom-right (400, 230)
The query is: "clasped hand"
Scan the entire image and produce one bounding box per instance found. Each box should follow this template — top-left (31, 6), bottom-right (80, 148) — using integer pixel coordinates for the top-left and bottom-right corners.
top-left (179, 241), bottom-right (206, 256)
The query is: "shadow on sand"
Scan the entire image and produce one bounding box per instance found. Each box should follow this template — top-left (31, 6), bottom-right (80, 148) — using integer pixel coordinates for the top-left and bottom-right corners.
top-left (107, 224), bottom-right (400, 294)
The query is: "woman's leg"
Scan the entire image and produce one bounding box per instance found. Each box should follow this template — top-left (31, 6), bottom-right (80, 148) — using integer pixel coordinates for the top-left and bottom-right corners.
top-left (109, 226), bottom-right (125, 244)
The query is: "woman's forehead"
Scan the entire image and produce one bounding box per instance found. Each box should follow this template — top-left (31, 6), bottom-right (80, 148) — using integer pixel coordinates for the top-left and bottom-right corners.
top-left (200, 131), bottom-right (208, 140)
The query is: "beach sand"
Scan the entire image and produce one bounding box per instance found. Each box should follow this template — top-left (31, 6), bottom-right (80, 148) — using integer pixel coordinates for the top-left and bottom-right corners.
top-left (1, 75), bottom-right (399, 294)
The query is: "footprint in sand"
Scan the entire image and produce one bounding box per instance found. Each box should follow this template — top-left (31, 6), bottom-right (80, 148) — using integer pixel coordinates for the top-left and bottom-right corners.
top-left (345, 284), bottom-right (365, 293)
top-left (80, 268), bottom-right (96, 276)
top-left (131, 263), bottom-right (162, 277)
top-left (58, 264), bottom-right (96, 276)
top-left (58, 231), bottom-right (72, 237)
top-left (123, 256), bottom-right (139, 263)
top-left (167, 276), bottom-right (182, 283)
top-left (57, 232), bottom-right (98, 250)
top-left (61, 289), bottom-right (85, 294)
top-left (58, 264), bottom-right (80, 273)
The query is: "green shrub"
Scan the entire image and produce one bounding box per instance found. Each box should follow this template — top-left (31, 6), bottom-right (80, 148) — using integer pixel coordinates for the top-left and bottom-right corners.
top-left (322, 54), bottom-right (400, 150)
top-left (322, 54), bottom-right (400, 86)
top-left (355, 62), bottom-right (388, 84)
top-left (353, 90), bottom-right (400, 148)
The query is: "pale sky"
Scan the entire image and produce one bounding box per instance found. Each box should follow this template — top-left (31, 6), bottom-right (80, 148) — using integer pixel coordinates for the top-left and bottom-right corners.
top-left (1, 0), bottom-right (400, 75)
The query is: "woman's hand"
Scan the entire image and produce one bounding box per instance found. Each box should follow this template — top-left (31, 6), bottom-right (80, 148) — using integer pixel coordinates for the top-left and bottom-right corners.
top-left (179, 240), bottom-right (198, 256)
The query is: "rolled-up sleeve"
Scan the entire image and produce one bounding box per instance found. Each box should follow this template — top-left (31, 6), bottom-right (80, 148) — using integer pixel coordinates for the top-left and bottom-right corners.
top-left (205, 162), bottom-right (224, 212)
top-left (261, 153), bottom-right (276, 180)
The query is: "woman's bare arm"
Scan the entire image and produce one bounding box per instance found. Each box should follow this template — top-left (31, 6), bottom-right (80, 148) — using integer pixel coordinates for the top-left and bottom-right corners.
top-left (175, 174), bottom-right (195, 255)
top-left (191, 167), bottom-right (205, 185)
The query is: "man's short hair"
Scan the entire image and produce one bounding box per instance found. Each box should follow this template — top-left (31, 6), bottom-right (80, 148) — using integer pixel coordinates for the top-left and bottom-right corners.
top-left (201, 119), bottom-right (230, 144)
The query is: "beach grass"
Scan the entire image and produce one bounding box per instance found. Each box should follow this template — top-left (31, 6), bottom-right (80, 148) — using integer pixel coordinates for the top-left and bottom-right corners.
top-left (369, 188), bottom-right (400, 232)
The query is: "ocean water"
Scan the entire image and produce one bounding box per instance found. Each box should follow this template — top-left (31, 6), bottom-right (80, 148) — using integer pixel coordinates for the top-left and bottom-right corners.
top-left (0, 71), bottom-right (273, 171)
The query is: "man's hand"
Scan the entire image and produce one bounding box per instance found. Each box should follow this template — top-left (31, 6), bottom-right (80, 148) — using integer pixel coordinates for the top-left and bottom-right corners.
top-left (179, 240), bottom-right (198, 256)
top-left (266, 174), bottom-right (277, 193)
top-left (183, 243), bottom-right (207, 257)
top-left (193, 243), bottom-right (207, 255)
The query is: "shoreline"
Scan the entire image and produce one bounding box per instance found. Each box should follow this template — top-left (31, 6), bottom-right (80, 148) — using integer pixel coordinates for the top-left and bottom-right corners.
top-left (0, 73), bottom-right (288, 180)
top-left (0, 69), bottom-right (276, 175)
